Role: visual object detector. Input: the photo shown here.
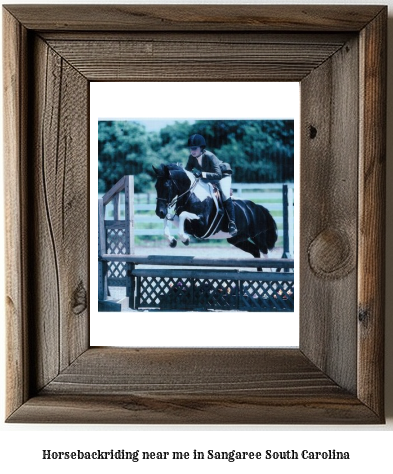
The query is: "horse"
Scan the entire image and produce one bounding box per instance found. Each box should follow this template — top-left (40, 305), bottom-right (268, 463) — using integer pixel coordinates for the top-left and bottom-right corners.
top-left (152, 163), bottom-right (278, 260)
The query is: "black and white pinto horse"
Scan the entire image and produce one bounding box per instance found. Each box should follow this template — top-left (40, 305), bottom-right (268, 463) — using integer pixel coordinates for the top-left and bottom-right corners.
top-left (153, 164), bottom-right (278, 260)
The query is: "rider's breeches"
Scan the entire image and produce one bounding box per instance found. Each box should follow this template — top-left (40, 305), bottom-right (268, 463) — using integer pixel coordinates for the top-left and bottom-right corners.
top-left (220, 175), bottom-right (232, 201)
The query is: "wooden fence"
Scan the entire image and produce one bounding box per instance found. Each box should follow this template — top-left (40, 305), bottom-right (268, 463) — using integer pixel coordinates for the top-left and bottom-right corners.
top-left (98, 177), bottom-right (295, 311)
top-left (98, 176), bottom-right (134, 302)
top-left (100, 181), bottom-right (294, 253)
top-left (99, 254), bottom-right (294, 312)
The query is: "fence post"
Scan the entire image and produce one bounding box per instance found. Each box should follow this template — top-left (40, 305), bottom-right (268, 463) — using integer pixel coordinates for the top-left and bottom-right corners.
top-left (282, 184), bottom-right (289, 259)
top-left (124, 176), bottom-right (136, 308)
top-left (127, 263), bottom-right (136, 309)
top-left (124, 175), bottom-right (135, 255)
top-left (98, 198), bottom-right (108, 301)
top-left (98, 176), bottom-right (135, 310)
top-left (288, 185), bottom-right (294, 257)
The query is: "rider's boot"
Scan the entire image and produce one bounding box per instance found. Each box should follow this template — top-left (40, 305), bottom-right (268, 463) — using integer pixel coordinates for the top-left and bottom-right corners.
top-left (224, 198), bottom-right (238, 236)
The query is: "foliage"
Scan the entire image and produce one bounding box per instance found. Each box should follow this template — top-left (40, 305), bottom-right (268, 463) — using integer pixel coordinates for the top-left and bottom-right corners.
top-left (98, 119), bottom-right (294, 193)
top-left (98, 121), bottom-right (161, 193)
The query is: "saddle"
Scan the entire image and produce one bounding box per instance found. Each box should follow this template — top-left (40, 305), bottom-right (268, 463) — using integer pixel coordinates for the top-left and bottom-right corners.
top-left (210, 183), bottom-right (224, 211)
top-left (199, 183), bottom-right (225, 239)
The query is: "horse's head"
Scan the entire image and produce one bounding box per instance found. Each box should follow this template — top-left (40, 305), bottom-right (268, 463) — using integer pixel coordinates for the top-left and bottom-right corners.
top-left (152, 164), bottom-right (172, 219)
top-left (152, 164), bottom-right (188, 219)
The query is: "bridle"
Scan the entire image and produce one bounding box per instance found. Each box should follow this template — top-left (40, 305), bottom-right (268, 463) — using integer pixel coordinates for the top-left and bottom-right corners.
top-left (156, 173), bottom-right (198, 216)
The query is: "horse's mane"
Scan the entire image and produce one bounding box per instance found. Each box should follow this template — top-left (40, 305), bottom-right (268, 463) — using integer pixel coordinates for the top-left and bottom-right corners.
top-left (165, 163), bottom-right (184, 172)
top-left (153, 163), bottom-right (186, 179)
top-left (162, 163), bottom-right (189, 181)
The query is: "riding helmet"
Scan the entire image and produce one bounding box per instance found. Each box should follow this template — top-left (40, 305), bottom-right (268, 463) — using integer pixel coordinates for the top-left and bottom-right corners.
top-left (188, 134), bottom-right (206, 148)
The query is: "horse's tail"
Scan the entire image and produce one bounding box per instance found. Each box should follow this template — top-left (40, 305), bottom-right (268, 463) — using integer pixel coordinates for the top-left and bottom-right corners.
top-left (248, 202), bottom-right (277, 254)
top-left (264, 207), bottom-right (278, 251)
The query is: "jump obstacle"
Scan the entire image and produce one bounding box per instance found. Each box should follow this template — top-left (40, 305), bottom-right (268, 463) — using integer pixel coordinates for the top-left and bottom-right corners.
top-left (98, 176), bottom-right (294, 312)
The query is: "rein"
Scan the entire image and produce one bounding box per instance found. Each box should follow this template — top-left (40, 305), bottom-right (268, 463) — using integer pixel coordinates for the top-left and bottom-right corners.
top-left (157, 174), bottom-right (198, 218)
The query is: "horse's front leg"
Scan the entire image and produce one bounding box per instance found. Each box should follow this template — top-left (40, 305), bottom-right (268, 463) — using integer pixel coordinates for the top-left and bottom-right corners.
top-left (163, 216), bottom-right (178, 248)
top-left (178, 211), bottom-right (199, 245)
top-left (257, 251), bottom-right (270, 272)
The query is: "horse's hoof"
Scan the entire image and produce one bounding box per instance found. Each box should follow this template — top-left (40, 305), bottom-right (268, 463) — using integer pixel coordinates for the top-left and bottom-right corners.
top-left (182, 239), bottom-right (190, 246)
top-left (169, 239), bottom-right (177, 248)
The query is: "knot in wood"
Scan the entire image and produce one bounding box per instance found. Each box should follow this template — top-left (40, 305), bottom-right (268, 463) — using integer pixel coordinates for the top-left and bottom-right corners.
top-left (308, 228), bottom-right (355, 279)
top-left (72, 281), bottom-right (87, 315)
top-left (309, 125), bottom-right (317, 139)
top-left (358, 307), bottom-right (370, 326)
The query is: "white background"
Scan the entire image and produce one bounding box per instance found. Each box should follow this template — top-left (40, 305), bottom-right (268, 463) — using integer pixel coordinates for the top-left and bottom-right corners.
top-left (90, 82), bottom-right (300, 348)
top-left (1, 1), bottom-right (392, 473)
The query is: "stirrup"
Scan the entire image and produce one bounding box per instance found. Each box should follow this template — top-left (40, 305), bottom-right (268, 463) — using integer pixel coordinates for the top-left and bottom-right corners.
top-left (229, 221), bottom-right (238, 236)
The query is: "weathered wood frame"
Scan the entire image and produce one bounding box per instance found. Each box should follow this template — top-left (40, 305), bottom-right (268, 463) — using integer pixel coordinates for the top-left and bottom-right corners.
top-left (3, 5), bottom-right (386, 423)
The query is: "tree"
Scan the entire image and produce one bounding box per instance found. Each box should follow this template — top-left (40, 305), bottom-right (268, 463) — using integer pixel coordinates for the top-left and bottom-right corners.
top-left (187, 120), bottom-right (294, 182)
top-left (98, 121), bottom-right (162, 192)
top-left (98, 119), bottom-right (294, 193)
top-left (159, 121), bottom-right (191, 164)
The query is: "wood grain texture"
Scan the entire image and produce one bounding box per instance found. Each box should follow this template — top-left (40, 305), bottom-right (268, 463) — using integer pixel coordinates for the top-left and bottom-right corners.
top-left (3, 5), bottom-right (384, 32)
top-left (9, 392), bottom-right (379, 425)
top-left (41, 31), bottom-right (354, 43)
top-left (27, 36), bottom-right (89, 391)
top-left (46, 36), bottom-right (349, 81)
top-left (7, 348), bottom-right (379, 424)
top-left (357, 9), bottom-right (387, 417)
top-left (300, 36), bottom-right (359, 394)
top-left (3, 9), bottom-right (30, 417)
top-left (3, 5), bottom-right (386, 424)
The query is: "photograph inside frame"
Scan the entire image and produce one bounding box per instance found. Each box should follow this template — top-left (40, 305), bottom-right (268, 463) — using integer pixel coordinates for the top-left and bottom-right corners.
top-left (91, 82), bottom-right (299, 348)
top-left (98, 118), bottom-right (295, 313)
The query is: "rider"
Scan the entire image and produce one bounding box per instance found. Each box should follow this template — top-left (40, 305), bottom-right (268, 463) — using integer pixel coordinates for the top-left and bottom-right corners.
top-left (185, 133), bottom-right (238, 236)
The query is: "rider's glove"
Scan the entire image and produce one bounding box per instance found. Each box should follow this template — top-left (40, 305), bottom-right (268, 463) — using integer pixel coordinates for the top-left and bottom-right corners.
top-left (192, 168), bottom-right (202, 178)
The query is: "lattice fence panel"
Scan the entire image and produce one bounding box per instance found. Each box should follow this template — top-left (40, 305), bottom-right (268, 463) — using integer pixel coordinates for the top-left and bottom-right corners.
top-left (135, 276), bottom-right (192, 309)
top-left (193, 279), bottom-right (238, 311)
top-left (135, 275), bottom-right (294, 312)
top-left (106, 227), bottom-right (127, 286)
top-left (240, 280), bottom-right (294, 311)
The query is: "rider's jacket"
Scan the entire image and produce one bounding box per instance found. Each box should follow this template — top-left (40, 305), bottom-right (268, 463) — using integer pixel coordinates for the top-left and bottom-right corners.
top-left (185, 150), bottom-right (232, 181)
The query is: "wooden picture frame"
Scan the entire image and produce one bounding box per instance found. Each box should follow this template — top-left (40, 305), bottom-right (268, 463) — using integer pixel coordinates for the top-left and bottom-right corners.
top-left (3, 5), bottom-right (386, 424)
